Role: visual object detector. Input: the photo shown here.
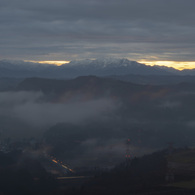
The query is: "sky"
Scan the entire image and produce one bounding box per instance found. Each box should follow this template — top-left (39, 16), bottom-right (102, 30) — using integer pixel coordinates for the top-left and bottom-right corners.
top-left (0, 0), bottom-right (195, 69)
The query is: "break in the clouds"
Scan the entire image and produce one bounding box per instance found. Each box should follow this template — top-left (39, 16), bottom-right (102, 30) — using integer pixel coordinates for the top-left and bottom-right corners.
top-left (0, 0), bottom-right (195, 62)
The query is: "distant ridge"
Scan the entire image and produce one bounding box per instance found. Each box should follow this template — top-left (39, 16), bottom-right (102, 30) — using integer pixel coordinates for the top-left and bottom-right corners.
top-left (63, 58), bottom-right (175, 76)
top-left (0, 58), bottom-right (184, 79)
top-left (17, 76), bottom-right (144, 96)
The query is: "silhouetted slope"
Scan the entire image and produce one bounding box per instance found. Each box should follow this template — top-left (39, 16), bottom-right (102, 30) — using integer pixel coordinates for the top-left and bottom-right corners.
top-left (0, 78), bottom-right (22, 91)
top-left (17, 76), bottom-right (146, 99)
top-left (109, 75), bottom-right (195, 85)
top-left (19, 75), bottom-right (170, 94)
top-left (61, 149), bottom-right (195, 195)
top-left (0, 151), bottom-right (57, 195)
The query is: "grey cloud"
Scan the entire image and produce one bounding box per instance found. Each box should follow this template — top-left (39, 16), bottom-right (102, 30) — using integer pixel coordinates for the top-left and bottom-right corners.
top-left (0, 91), bottom-right (43, 116)
top-left (0, 91), bottom-right (116, 128)
top-left (186, 120), bottom-right (195, 128)
top-left (0, 0), bottom-right (195, 61)
top-left (6, 0), bottom-right (194, 24)
top-left (158, 101), bottom-right (181, 108)
top-left (0, 91), bottom-right (43, 105)
top-left (13, 99), bottom-right (115, 127)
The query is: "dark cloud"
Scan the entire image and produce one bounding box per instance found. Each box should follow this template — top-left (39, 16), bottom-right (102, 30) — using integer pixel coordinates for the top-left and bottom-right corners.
top-left (0, 0), bottom-right (195, 61)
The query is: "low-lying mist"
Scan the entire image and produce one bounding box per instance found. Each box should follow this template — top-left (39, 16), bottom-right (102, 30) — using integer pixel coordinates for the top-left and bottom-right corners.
top-left (1, 76), bottom-right (195, 167)
top-left (0, 91), bottom-right (117, 137)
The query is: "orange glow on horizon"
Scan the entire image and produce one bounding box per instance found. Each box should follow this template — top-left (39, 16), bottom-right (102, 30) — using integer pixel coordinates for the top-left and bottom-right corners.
top-left (25, 60), bottom-right (70, 66)
top-left (138, 60), bottom-right (195, 70)
top-left (24, 59), bottom-right (195, 70)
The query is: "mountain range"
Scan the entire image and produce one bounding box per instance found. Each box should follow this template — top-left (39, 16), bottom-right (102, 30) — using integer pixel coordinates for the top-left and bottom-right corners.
top-left (1, 58), bottom-right (195, 79)
top-left (17, 76), bottom-right (195, 156)
top-left (1, 74), bottom-right (195, 168)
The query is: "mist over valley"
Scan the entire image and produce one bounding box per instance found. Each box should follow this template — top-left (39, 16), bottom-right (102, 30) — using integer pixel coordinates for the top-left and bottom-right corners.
top-left (0, 59), bottom-right (195, 194)
top-left (0, 74), bottom-right (195, 168)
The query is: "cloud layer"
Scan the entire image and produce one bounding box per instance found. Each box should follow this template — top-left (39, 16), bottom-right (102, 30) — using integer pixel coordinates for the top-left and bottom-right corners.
top-left (0, 0), bottom-right (195, 62)
top-left (0, 91), bottom-right (116, 129)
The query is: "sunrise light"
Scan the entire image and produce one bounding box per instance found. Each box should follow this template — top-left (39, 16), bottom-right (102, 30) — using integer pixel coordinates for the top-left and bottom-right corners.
top-left (138, 61), bottom-right (195, 70)
top-left (26, 60), bottom-right (70, 66)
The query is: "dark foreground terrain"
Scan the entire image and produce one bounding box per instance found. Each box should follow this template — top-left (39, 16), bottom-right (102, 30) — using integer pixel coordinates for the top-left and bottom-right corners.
top-left (0, 147), bottom-right (195, 195)
top-left (0, 76), bottom-right (195, 194)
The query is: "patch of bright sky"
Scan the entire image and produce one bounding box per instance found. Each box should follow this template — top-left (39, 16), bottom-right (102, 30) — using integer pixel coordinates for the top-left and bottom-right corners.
top-left (27, 61), bottom-right (70, 66)
top-left (138, 61), bottom-right (195, 70)
top-left (26, 60), bottom-right (195, 70)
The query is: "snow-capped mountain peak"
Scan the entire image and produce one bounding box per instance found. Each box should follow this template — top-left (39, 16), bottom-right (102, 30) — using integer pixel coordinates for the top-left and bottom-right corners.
top-left (0, 58), bottom-right (186, 78)
top-left (68, 58), bottom-right (138, 68)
